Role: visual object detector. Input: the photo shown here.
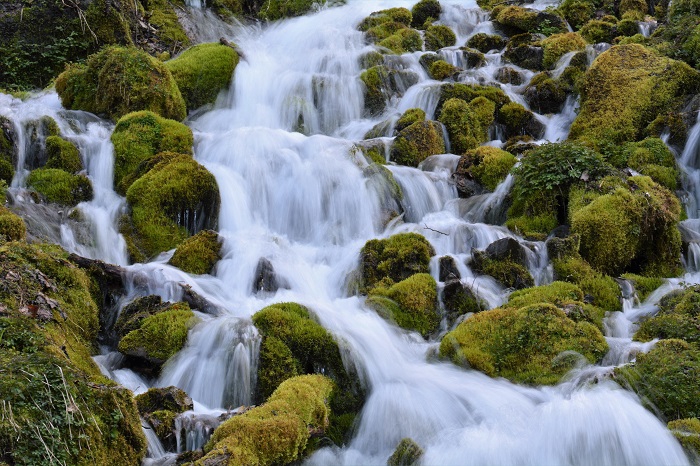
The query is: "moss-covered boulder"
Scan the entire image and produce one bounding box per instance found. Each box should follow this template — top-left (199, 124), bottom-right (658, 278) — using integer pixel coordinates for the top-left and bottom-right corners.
top-left (460, 47), bottom-right (487, 68)
top-left (257, 0), bottom-right (326, 20)
top-left (467, 33), bottom-right (507, 53)
top-left (360, 233), bottom-right (435, 291)
top-left (523, 72), bottom-right (566, 114)
top-left (118, 302), bottom-right (197, 365)
top-left (168, 229), bottom-right (222, 275)
top-left (388, 438), bottom-right (424, 466)
top-left (22, 116), bottom-right (60, 170)
top-left (124, 153), bottom-right (220, 258)
top-left (358, 8), bottom-right (412, 33)
top-left (493, 6), bottom-right (567, 36)
top-left (579, 19), bottom-right (615, 43)
top-left (634, 285), bottom-right (700, 344)
top-left (668, 418), bottom-right (700, 458)
top-left (437, 83), bottom-right (510, 115)
top-left (0, 241), bottom-right (146, 465)
top-left (165, 43), bottom-right (240, 111)
top-left (0, 206), bottom-right (26, 242)
top-left (252, 303), bottom-right (363, 444)
top-left (395, 108), bottom-right (426, 133)
top-left (504, 35), bottom-right (545, 70)
top-left (411, 0), bottom-right (441, 29)
top-left (0, 116), bottom-right (16, 184)
top-left (390, 120), bottom-right (446, 166)
top-left (440, 303), bottom-right (608, 385)
top-left (429, 60), bottom-right (459, 80)
top-left (498, 101), bottom-right (545, 139)
top-left (55, 46), bottom-right (187, 121)
top-left (437, 97), bottom-right (495, 155)
top-left (198, 375), bottom-right (334, 465)
top-left (558, 0), bottom-right (596, 30)
top-left (442, 279), bottom-right (486, 326)
top-left (113, 295), bottom-right (177, 340)
top-left (470, 251), bottom-right (534, 290)
top-left (111, 111), bottom-right (193, 195)
top-left (552, 256), bottom-right (621, 313)
top-left (45, 135), bottom-right (82, 173)
top-left (541, 32), bottom-right (587, 69)
top-left (378, 28), bottom-right (424, 55)
top-left (465, 146), bottom-right (517, 191)
top-left (27, 168), bottom-right (93, 206)
top-left (136, 386), bottom-right (193, 450)
top-left (569, 44), bottom-right (700, 145)
top-left (360, 65), bottom-right (419, 117)
top-left (425, 24), bottom-right (457, 51)
top-left (615, 339), bottom-right (700, 420)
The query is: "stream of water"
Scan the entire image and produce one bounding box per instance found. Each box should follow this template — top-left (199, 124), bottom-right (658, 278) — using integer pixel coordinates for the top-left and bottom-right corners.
top-left (2, 1), bottom-right (699, 464)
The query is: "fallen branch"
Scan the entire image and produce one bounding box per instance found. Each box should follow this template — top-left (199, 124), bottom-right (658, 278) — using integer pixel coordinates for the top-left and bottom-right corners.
top-left (424, 224), bottom-right (449, 236)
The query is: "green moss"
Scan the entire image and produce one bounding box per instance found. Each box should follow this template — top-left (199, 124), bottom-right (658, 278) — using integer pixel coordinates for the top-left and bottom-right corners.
top-left (467, 33), bottom-right (507, 53)
top-left (467, 146), bottom-right (517, 191)
top-left (258, 0), bottom-right (326, 20)
top-left (411, 0), bottom-right (441, 29)
top-left (621, 138), bottom-right (680, 190)
top-left (615, 339), bottom-right (700, 420)
top-left (165, 43), bottom-right (239, 110)
top-left (168, 229), bottom-right (221, 274)
top-left (27, 168), bottom-right (93, 206)
top-left (552, 257), bottom-right (621, 312)
top-left (668, 418), bottom-right (700, 457)
top-left (124, 153), bottom-right (219, 258)
top-left (495, 7), bottom-right (567, 35)
top-left (619, 0), bottom-right (647, 17)
top-left (498, 102), bottom-right (536, 138)
top-left (368, 273), bottom-right (439, 337)
top-left (505, 213), bottom-right (558, 239)
top-left (429, 60), bottom-right (458, 80)
top-left (395, 108), bottom-right (426, 132)
top-left (378, 28), bottom-right (424, 55)
top-left (437, 83), bottom-right (510, 114)
top-left (114, 295), bottom-right (176, 339)
top-left (425, 24), bottom-right (457, 51)
top-left (523, 72), bottom-right (566, 114)
top-left (559, 0), bottom-right (595, 30)
top-left (199, 375), bottom-right (334, 465)
top-left (359, 8), bottom-right (412, 32)
top-left (541, 32), bottom-right (587, 68)
top-left (55, 46), bottom-right (186, 122)
top-left (437, 97), bottom-right (495, 154)
top-left (360, 232), bottom-right (435, 291)
top-left (579, 19), bottom-right (615, 43)
top-left (570, 45), bottom-right (700, 145)
top-left (620, 273), bottom-right (663, 301)
top-left (390, 120), bottom-right (446, 166)
top-left (0, 206), bottom-right (26, 242)
top-left (388, 438), bottom-right (424, 466)
top-left (505, 281), bottom-right (583, 309)
top-left (440, 303), bottom-right (608, 385)
top-left (360, 65), bottom-right (415, 116)
top-left (634, 285), bottom-right (700, 344)
top-left (118, 305), bottom-right (197, 363)
top-left (145, 0), bottom-right (190, 51)
top-left (44, 136), bottom-right (82, 173)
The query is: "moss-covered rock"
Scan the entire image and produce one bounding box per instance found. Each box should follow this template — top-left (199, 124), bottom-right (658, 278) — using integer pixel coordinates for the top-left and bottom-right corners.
top-left (124, 153), bottom-right (220, 258)
top-left (668, 418), bottom-right (700, 457)
top-left (359, 8), bottom-right (412, 32)
top-left (437, 97), bottom-right (495, 155)
top-left (523, 72), bottom-right (566, 114)
top-left (558, 0), bottom-right (596, 30)
top-left (442, 279), bottom-right (486, 326)
top-left (541, 32), bottom-right (587, 69)
top-left (114, 295), bottom-right (176, 340)
top-left (360, 65), bottom-right (419, 117)
top-left (552, 256), bottom-right (621, 313)
top-left (165, 43), bottom-right (240, 111)
top-left (425, 24), bottom-right (457, 51)
top-left (495, 66), bottom-right (525, 85)
top-left (118, 303), bottom-right (197, 364)
top-left (579, 19), bottom-right (615, 43)
top-left (620, 273), bottom-right (664, 302)
top-left (0, 206), bottom-right (26, 242)
top-left (390, 120), bottom-right (446, 166)
top-left (615, 339), bottom-right (700, 420)
top-left (437, 83), bottom-right (510, 115)
top-left (22, 116), bottom-right (61, 170)
top-left (198, 375), bottom-right (334, 465)
top-left (136, 386), bottom-right (193, 450)
top-left (467, 33), bottom-right (507, 53)
top-left (460, 47), bottom-right (487, 68)
top-left (44, 135), bottom-right (82, 173)
top-left (360, 232), bottom-right (435, 291)
top-left (257, 0), bottom-right (326, 20)
top-left (634, 285), bottom-right (700, 344)
top-left (440, 303), bottom-right (608, 385)
top-left (429, 60), bottom-right (459, 80)
top-left (504, 35), bottom-right (545, 70)
top-left (569, 44), bottom-right (700, 145)
top-left (411, 0), bottom-right (441, 29)
top-left (0, 241), bottom-right (146, 465)
top-left (367, 273), bottom-right (439, 337)
top-left (497, 101), bottom-right (545, 139)
top-left (470, 251), bottom-right (534, 289)
top-left (168, 229), bottom-right (222, 275)
top-left (55, 46), bottom-right (187, 121)
top-left (388, 438), bottom-right (424, 466)
top-left (27, 168), bottom-right (93, 206)
top-left (493, 6), bottom-right (567, 36)
top-left (617, 137), bottom-right (680, 191)
top-left (111, 111), bottom-right (193, 195)
top-left (378, 28), bottom-right (424, 55)
top-left (395, 108), bottom-right (426, 133)
top-left (465, 146), bottom-right (517, 191)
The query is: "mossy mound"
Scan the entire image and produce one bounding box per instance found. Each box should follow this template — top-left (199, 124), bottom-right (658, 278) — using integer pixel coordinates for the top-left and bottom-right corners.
top-left (411, 0), bottom-right (441, 29)
top-left (668, 418), bottom-right (700, 457)
top-left (471, 251), bottom-right (534, 290)
top-left (395, 108), bottom-right (426, 133)
top-left (497, 101), bottom-right (544, 139)
top-left (609, 137), bottom-right (680, 191)
top-left (360, 65), bottom-right (419, 116)
top-left (523, 72), bottom-right (566, 114)
top-left (615, 339), bottom-right (700, 420)
top-left (55, 46), bottom-right (186, 122)
top-left (114, 295), bottom-right (178, 340)
top-left (558, 0), bottom-right (596, 30)
top-left (118, 303), bottom-right (197, 364)
top-left (438, 97), bottom-right (495, 155)
top-left (136, 386), bottom-right (193, 450)
top-left (360, 232), bottom-right (435, 291)
top-left (358, 8), bottom-right (412, 32)
top-left (388, 438), bottom-right (424, 466)
top-left (27, 168), bottom-right (93, 206)
top-left (390, 120), bottom-right (446, 166)
top-left (378, 29), bottom-right (424, 55)
top-left (466, 146), bottom-right (517, 191)
top-left (541, 32), bottom-right (587, 69)
top-left (425, 24), bottom-right (457, 51)
top-left (168, 229), bottom-right (222, 275)
top-left (359, 8), bottom-right (423, 55)
top-left (467, 33), bottom-right (507, 53)
top-left (634, 285), bottom-right (700, 344)
top-left (493, 6), bottom-right (567, 36)
top-left (442, 279), bottom-right (486, 326)
top-left (437, 83), bottom-right (510, 115)
top-left (429, 60), bottom-right (459, 80)
top-left (165, 43), bottom-right (240, 111)
top-left (45, 135), bottom-right (82, 173)
top-left (503, 33), bottom-right (545, 71)
top-left (579, 19), bottom-right (615, 44)
top-left (198, 375), bottom-right (334, 465)
top-left (258, 0), bottom-right (326, 20)
top-left (0, 241), bottom-right (146, 465)
top-left (367, 273), bottom-right (439, 337)
top-left (252, 303), bottom-right (363, 444)
top-left (552, 256), bottom-right (621, 313)
top-left (440, 303), bottom-right (608, 385)
top-left (124, 153), bottom-right (220, 258)
top-left (111, 111), bottom-right (193, 195)
top-left (0, 206), bottom-right (26, 242)
top-left (569, 44), bottom-right (700, 145)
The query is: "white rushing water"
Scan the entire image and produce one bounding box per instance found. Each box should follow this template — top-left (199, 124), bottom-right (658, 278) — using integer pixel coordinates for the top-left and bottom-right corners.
top-left (1, 0), bottom-right (694, 464)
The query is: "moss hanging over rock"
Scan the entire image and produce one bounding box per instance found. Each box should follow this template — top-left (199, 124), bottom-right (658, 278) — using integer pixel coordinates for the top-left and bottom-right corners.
top-left (615, 339), bottom-right (700, 420)
top-left (55, 46), bottom-right (187, 122)
top-left (168, 229), bottom-right (222, 275)
top-left (437, 97), bottom-right (495, 155)
top-left (569, 44), bottom-right (700, 145)
top-left (360, 232), bottom-right (435, 291)
top-left (634, 285), bottom-right (700, 344)
top-left (111, 111), bottom-right (193, 195)
top-left (45, 135), bottom-right (82, 173)
top-left (124, 153), bottom-right (220, 258)
top-left (27, 168), bottom-right (93, 206)
top-left (258, 0), bottom-right (327, 20)
top-left (198, 375), bottom-right (334, 465)
top-left (390, 120), bottom-right (446, 166)
top-left (466, 146), bottom-right (517, 191)
top-left (360, 65), bottom-right (419, 117)
top-left (165, 43), bottom-right (240, 111)
top-left (0, 206), bottom-right (26, 242)
top-left (541, 32), bottom-right (587, 69)
top-left (440, 303), bottom-right (608, 385)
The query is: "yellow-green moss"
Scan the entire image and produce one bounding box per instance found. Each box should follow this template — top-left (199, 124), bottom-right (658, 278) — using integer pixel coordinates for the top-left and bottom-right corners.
top-left (165, 43), bottom-right (240, 110)
top-left (360, 232), bottom-right (435, 291)
top-left (620, 273), bottom-right (664, 301)
top-left (425, 24), bottom-right (457, 51)
top-left (494, 7), bottom-right (567, 35)
top-left (378, 28), bottom-right (424, 55)
top-left (44, 135), bottom-right (82, 173)
top-left (569, 44), bottom-right (700, 144)
top-left (146, 0), bottom-right (191, 51)
top-left (125, 154), bottom-right (220, 258)
top-left (0, 206), bottom-right (26, 242)
top-left (552, 257), bottom-right (621, 312)
top-left (467, 33), bottom-right (507, 53)
top-left (388, 438), bottom-right (424, 466)
top-left (111, 111), bottom-right (193, 195)
top-left (55, 46), bottom-right (186, 122)
top-left (411, 0), bottom-right (441, 28)
top-left (258, 0), bottom-right (327, 20)
top-left (390, 120), bottom-right (446, 166)
top-left (438, 97), bottom-right (495, 154)
top-left (429, 60), bottom-right (458, 80)
top-left (467, 146), bottom-right (516, 190)
top-left (168, 229), bottom-right (221, 275)
top-left (541, 32), bottom-right (587, 68)
top-left (471, 254), bottom-right (534, 289)
top-left (634, 285), bottom-right (700, 344)
top-left (27, 168), bottom-right (93, 206)
top-left (359, 8), bottom-right (412, 32)
top-left (395, 108), bottom-right (426, 132)
top-left (440, 303), bottom-right (608, 385)
top-left (668, 418), bottom-right (700, 457)
top-left (558, 0), bottom-right (596, 30)
top-left (199, 375), bottom-right (334, 465)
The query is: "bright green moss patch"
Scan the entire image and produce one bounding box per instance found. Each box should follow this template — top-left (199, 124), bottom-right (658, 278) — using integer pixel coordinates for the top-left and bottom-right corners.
top-left (199, 375), bottom-right (334, 465)
top-left (55, 46), bottom-right (186, 122)
top-left (124, 154), bottom-right (219, 258)
top-left (166, 43), bottom-right (240, 110)
top-left (45, 135), bottom-right (82, 173)
top-left (378, 28), bottom-right (424, 55)
top-left (168, 229), bottom-right (222, 275)
top-left (438, 97), bottom-right (495, 155)
top-left (472, 255), bottom-right (534, 289)
top-left (668, 418), bottom-right (700, 457)
top-left (634, 285), bottom-right (700, 344)
top-left (558, 0), bottom-right (596, 30)
top-left (118, 304), bottom-right (197, 363)
top-left (27, 168), bottom-right (93, 206)
top-left (467, 146), bottom-right (516, 190)
top-left (440, 303), bottom-right (608, 385)
top-left (621, 273), bottom-right (664, 302)
top-left (505, 281), bottom-right (584, 309)
top-left (569, 44), bottom-right (700, 145)
top-left (425, 24), bottom-right (457, 51)
top-left (395, 108), bottom-right (426, 132)
top-left (390, 120), bottom-right (446, 166)
top-left (146, 0), bottom-right (191, 50)
top-left (360, 232), bottom-right (435, 291)
top-left (552, 257), bottom-right (621, 312)
top-left (0, 206), bottom-right (26, 242)
top-left (388, 438), bottom-right (424, 466)
top-left (429, 60), bottom-right (458, 80)
top-left (467, 33), bottom-right (507, 53)
top-left (111, 111), bottom-right (193, 195)
top-left (494, 6), bottom-right (567, 35)
top-left (411, 0), bottom-right (441, 28)
top-left (258, 0), bottom-right (326, 20)
top-left (541, 32), bottom-right (587, 69)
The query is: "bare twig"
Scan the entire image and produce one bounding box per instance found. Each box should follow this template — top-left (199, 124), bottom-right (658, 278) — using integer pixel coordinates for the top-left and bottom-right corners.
top-left (424, 224), bottom-right (449, 236)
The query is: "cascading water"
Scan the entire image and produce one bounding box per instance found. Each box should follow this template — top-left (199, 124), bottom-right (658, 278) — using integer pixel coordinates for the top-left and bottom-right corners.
top-left (2, 0), bottom-right (696, 464)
